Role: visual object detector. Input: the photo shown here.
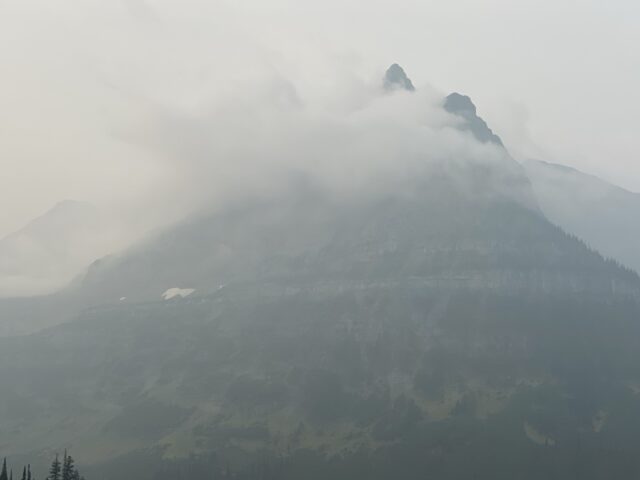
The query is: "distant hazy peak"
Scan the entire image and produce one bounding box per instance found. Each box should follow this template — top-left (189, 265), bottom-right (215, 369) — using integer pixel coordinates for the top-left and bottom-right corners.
top-left (444, 92), bottom-right (503, 146)
top-left (383, 64), bottom-right (415, 92)
top-left (51, 199), bottom-right (93, 209)
top-left (523, 158), bottom-right (640, 274)
top-left (524, 159), bottom-right (640, 200)
top-left (45, 199), bottom-right (96, 217)
top-left (1, 200), bottom-right (98, 241)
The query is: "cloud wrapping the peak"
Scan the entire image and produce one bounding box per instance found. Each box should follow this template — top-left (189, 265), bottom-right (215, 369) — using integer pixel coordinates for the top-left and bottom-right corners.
top-left (2, 0), bottom-right (638, 239)
top-left (6, 0), bottom-right (631, 296)
top-left (129, 71), bottom-right (510, 213)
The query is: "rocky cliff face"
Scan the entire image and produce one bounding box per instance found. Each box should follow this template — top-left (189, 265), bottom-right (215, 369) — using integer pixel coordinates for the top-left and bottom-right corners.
top-left (383, 63), bottom-right (415, 92)
top-left (444, 93), bottom-right (504, 146)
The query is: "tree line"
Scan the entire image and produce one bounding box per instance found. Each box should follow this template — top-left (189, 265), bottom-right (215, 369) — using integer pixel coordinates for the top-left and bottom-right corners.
top-left (1, 452), bottom-right (85, 480)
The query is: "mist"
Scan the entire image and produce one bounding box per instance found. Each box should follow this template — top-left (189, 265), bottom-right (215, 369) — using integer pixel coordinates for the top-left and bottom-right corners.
top-left (2, 2), bottom-right (640, 479)
top-left (2, 0), bottom-right (640, 235)
top-left (1, 0), bottom-right (527, 297)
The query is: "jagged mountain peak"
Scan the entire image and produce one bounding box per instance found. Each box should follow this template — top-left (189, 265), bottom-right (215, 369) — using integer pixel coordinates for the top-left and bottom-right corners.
top-left (444, 92), bottom-right (477, 116)
top-left (383, 63), bottom-right (415, 92)
top-left (444, 92), bottom-right (503, 146)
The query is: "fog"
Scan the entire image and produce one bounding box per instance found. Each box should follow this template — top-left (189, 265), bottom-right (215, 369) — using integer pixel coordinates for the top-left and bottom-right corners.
top-left (3, 3), bottom-right (640, 477)
top-left (0, 64), bottom-right (514, 296)
top-left (0, 0), bottom-right (639, 295)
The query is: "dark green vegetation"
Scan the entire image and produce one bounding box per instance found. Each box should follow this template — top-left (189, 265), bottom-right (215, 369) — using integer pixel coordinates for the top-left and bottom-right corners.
top-left (2, 191), bottom-right (640, 479)
top-left (2, 67), bottom-right (640, 479)
top-left (0, 452), bottom-right (84, 480)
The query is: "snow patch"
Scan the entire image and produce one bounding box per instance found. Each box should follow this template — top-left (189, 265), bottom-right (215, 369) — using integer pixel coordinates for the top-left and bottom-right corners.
top-left (162, 287), bottom-right (195, 300)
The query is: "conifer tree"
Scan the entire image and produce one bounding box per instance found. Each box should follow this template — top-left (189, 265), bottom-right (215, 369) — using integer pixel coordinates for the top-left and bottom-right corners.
top-left (26, 465), bottom-right (31, 480)
top-left (1, 458), bottom-right (8, 480)
top-left (61, 451), bottom-right (74, 480)
top-left (48, 455), bottom-right (61, 480)
top-left (21, 467), bottom-right (26, 480)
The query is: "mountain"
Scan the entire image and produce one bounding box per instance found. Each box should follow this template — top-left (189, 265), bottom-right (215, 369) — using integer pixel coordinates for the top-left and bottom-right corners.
top-left (1, 66), bottom-right (640, 480)
top-left (383, 63), bottom-right (415, 92)
top-left (444, 93), bottom-right (504, 146)
top-left (0, 201), bottom-right (124, 298)
top-left (524, 159), bottom-right (640, 274)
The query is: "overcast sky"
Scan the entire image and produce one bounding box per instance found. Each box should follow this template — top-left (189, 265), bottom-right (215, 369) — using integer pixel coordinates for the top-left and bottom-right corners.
top-left (0, 0), bottom-right (638, 237)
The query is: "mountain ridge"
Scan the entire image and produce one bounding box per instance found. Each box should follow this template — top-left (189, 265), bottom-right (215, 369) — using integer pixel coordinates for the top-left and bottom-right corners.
top-left (524, 158), bottom-right (640, 274)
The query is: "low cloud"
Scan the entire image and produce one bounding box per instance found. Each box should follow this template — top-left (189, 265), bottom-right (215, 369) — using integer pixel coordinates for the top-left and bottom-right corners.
top-left (0, 0), bottom-right (524, 297)
top-left (129, 72), bottom-right (512, 214)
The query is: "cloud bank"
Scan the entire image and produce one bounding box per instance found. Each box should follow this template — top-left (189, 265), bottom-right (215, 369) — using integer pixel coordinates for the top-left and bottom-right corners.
top-left (7, 0), bottom-right (633, 295)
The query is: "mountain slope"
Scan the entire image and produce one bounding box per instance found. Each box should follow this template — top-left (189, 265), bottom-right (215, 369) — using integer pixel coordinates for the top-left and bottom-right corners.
top-left (70, 157), bottom-right (636, 308)
top-left (524, 159), bottom-right (640, 274)
top-left (444, 93), bottom-right (504, 146)
top-left (1, 183), bottom-right (639, 479)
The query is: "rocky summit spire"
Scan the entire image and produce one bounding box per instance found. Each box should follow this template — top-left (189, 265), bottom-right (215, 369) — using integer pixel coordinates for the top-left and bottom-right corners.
top-left (383, 63), bottom-right (415, 92)
top-left (444, 93), bottom-right (477, 117)
top-left (444, 92), bottom-right (503, 146)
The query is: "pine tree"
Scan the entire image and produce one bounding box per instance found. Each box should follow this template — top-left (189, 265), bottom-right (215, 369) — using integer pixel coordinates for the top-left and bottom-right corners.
top-left (61, 451), bottom-right (75, 480)
top-left (48, 455), bottom-right (61, 480)
top-left (26, 465), bottom-right (31, 480)
top-left (1, 458), bottom-right (8, 480)
top-left (21, 467), bottom-right (26, 480)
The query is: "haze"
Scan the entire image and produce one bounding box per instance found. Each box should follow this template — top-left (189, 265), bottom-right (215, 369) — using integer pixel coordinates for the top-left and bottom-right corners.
top-left (3, 3), bottom-right (640, 478)
top-left (1, 0), bottom-right (639, 239)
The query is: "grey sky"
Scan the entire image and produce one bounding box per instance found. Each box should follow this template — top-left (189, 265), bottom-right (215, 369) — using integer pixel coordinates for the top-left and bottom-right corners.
top-left (0, 0), bottom-right (638, 237)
